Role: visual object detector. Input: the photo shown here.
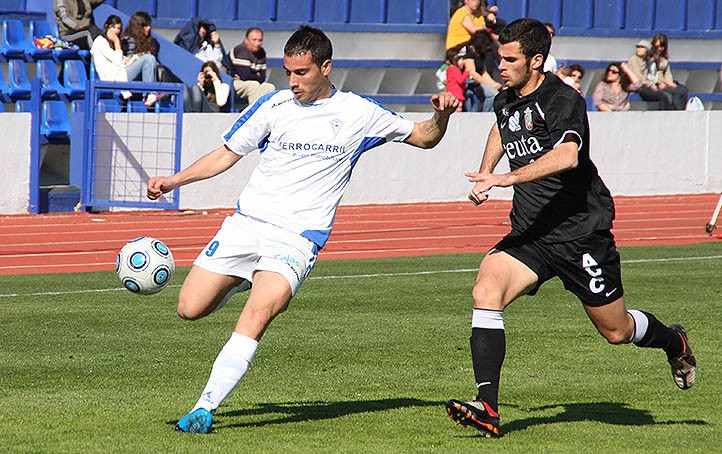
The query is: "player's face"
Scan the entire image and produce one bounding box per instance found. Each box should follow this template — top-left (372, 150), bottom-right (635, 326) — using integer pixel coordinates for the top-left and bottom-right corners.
top-left (497, 41), bottom-right (543, 92)
top-left (284, 51), bottom-right (333, 104)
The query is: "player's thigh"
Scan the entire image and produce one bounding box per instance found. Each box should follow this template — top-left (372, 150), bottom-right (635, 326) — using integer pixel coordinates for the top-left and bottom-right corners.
top-left (234, 270), bottom-right (293, 340)
top-left (178, 265), bottom-right (244, 319)
top-left (474, 249), bottom-right (539, 309)
top-left (583, 296), bottom-right (633, 344)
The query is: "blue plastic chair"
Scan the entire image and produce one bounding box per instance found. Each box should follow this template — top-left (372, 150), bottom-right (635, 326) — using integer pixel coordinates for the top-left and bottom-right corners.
top-left (97, 98), bottom-right (121, 112)
top-left (127, 100), bottom-right (147, 112)
top-left (0, 102), bottom-right (4, 112)
top-left (155, 100), bottom-right (176, 112)
top-left (89, 60), bottom-right (99, 80)
top-left (0, 65), bottom-right (11, 102)
top-left (37, 60), bottom-right (70, 98)
top-left (41, 100), bottom-right (71, 138)
top-left (63, 59), bottom-right (88, 99)
top-left (15, 99), bottom-right (31, 112)
top-left (0, 19), bottom-right (27, 61)
top-left (6, 59), bottom-right (31, 100)
top-left (29, 20), bottom-right (80, 62)
top-left (70, 99), bottom-right (85, 113)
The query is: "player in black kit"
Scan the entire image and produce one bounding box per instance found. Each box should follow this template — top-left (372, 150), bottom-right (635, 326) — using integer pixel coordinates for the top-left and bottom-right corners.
top-left (445, 18), bottom-right (696, 438)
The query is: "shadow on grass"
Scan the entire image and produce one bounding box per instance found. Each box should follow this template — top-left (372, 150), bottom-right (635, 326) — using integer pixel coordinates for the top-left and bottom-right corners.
top-left (214, 398), bottom-right (441, 428)
top-left (501, 402), bottom-right (708, 436)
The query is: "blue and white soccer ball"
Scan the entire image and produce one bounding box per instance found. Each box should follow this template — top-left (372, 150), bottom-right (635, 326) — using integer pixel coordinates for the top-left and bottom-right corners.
top-left (116, 236), bottom-right (175, 295)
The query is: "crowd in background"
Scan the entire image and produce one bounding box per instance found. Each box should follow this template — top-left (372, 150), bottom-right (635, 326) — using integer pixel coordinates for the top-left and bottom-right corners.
top-left (55, 1), bottom-right (276, 112)
top-left (52, 0), bottom-right (696, 113)
top-left (443, 0), bottom-right (691, 112)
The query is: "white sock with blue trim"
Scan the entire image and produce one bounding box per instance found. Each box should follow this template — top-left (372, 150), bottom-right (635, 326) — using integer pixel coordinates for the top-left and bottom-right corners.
top-left (192, 332), bottom-right (258, 412)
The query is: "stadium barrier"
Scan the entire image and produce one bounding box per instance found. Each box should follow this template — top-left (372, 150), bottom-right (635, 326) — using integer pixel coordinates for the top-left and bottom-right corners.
top-left (79, 79), bottom-right (184, 211)
top-left (3, 110), bottom-right (722, 214)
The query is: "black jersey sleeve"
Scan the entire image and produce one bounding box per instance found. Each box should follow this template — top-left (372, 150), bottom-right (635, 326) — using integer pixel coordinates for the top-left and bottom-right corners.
top-left (545, 87), bottom-right (587, 150)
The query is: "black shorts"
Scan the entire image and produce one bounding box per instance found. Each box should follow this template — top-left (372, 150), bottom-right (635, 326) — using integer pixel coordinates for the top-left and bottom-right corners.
top-left (494, 230), bottom-right (624, 307)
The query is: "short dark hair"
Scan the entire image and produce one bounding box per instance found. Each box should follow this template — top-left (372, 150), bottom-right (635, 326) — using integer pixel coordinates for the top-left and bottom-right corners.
top-left (283, 25), bottom-right (332, 67)
top-left (246, 27), bottom-right (263, 37)
top-left (568, 63), bottom-right (585, 78)
top-left (498, 18), bottom-right (551, 63)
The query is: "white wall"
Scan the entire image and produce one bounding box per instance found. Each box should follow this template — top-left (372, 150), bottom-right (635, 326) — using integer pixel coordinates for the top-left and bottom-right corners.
top-left (1, 111), bottom-right (721, 213)
top-left (175, 111), bottom-right (722, 210)
top-left (0, 113), bottom-right (31, 214)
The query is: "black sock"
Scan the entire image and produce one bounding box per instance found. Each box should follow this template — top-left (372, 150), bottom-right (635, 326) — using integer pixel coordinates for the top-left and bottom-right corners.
top-left (634, 311), bottom-right (682, 358)
top-left (470, 328), bottom-right (505, 414)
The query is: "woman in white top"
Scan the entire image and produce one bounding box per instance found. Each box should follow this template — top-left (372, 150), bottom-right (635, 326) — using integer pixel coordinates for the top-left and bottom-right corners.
top-left (184, 61), bottom-right (231, 112)
top-left (90, 15), bottom-right (158, 85)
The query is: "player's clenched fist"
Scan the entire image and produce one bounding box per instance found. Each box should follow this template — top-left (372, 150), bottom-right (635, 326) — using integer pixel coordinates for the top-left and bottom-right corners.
top-left (147, 176), bottom-right (173, 200)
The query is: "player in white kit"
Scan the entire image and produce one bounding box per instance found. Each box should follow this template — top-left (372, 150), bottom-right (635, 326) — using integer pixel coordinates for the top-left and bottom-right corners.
top-left (147, 25), bottom-right (459, 433)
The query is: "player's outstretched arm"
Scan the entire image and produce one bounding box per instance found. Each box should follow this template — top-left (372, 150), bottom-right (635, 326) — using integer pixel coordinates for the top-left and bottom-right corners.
top-left (467, 124), bottom-right (504, 205)
top-left (147, 145), bottom-right (242, 200)
top-left (404, 92), bottom-right (459, 149)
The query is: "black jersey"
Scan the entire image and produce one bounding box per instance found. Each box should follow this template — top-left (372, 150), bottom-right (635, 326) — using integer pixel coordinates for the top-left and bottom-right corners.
top-left (493, 73), bottom-right (615, 243)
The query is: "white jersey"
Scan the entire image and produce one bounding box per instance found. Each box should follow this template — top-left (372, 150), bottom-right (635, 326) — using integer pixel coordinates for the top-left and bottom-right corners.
top-left (222, 89), bottom-right (415, 249)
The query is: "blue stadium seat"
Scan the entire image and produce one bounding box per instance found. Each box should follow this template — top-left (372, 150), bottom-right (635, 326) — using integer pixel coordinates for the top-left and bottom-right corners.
top-left (89, 60), bottom-right (99, 80)
top-left (70, 99), bottom-right (85, 113)
top-left (6, 59), bottom-right (31, 100)
top-left (41, 100), bottom-right (71, 138)
top-left (0, 65), bottom-right (11, 102)
top-left (37, 60), bottom-right (70, 98)
top-left (155, 99), bottom-right (176, 112)
top-left (29, 20), bottom-right (80, 62)
top-left (0, 19), bottom-right (27, 61)
top-left (63, 59), bottom-right (88, 99)
top-left (127, 100), bottom-right (147, 112)
top-left (0, 102), bottom-right (4, 112)
top-left (97, 98), bottom-right (121, 112)
top-left (15, 99), bottom-right (31, 112)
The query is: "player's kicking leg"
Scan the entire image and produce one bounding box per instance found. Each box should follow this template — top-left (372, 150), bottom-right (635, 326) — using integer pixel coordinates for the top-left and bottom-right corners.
top-left (175, 270), bottom-right (293, 434)
top-left (585, 299), bottom-right (696, 390)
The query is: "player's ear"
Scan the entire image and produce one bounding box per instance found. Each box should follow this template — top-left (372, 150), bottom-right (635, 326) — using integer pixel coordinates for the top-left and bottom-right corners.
top-left (320, 59), bottom-right (332, 77)
top-left (530, 53), bottom-right (544, 71)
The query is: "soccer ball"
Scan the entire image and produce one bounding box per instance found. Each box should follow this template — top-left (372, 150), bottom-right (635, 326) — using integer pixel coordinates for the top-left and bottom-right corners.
top-left (116, 237), bottom-right (175, 294)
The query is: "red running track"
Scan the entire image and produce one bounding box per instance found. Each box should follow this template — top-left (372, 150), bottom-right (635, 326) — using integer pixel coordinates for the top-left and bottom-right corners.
top-left (0, 194), bottom-right (719, 276)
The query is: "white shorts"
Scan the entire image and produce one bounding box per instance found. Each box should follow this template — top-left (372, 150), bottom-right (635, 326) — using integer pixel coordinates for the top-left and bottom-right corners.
top-left (193, 213), bottom-right (318, 296)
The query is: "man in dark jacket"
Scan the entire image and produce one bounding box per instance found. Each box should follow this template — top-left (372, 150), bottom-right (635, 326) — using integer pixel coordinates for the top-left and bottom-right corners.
top-left (229, 27), bottom-right (276, 105)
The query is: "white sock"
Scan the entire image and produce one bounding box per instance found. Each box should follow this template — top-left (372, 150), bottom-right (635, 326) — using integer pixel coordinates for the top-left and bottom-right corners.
top-left (627, 309), bottom-right (649, 343)
top-left (472, 308), bottom-right (505, 330)
top-left (191, 332), bottom-right (259, 412)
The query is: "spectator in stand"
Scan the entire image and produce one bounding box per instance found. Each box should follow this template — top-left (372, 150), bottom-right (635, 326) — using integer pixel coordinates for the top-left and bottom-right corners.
top-left (229, 27), bottom-right (276, 105)
top-left (592, 62), bottom-right (639, 111)
top-left (650, 33), bottom-right (688, 110)
top-left (463, 29), bottom-right (503, 112)
top-left (483, 3), bottom-right (506, 41)
top-left (556, 64), bottom-right (584, 95)
top-left (54, 0), bottom-right (104, 50)
top-left (121, 11), bottom-right (179, 83)
top-left (444, 47), bottom-right (468, 112)
top-left (91, 15), bottom-right (158, 104)
top-left (120, 11), bottom-right (158, 65)
top-left (173, 17), bottom-right (231, 73)
top-left (543, 22), bottom-right (558, 72)
top-left (627, 39), bottom-right (676, 110)
top-left (184, 61), bottom-right (231, 113)
top-left (446, 0), bottom-right (487, 51)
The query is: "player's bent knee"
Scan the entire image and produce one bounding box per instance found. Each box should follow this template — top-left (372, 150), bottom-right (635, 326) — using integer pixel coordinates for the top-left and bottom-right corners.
top-left (176, 294), bottom-right (208, 320)
top-left (471, 282), bottom-right (503, 309)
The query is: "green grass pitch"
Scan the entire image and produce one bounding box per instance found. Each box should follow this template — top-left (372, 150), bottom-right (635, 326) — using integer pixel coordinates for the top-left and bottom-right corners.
top-left (1, 243), bottom-right (720, 452)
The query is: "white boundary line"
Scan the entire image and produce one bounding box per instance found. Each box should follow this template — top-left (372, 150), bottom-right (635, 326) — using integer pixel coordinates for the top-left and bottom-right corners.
top-left (1, 254), bottom-right (720, 299)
